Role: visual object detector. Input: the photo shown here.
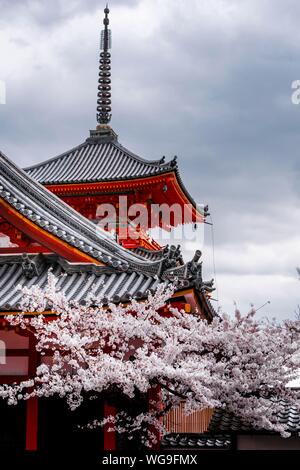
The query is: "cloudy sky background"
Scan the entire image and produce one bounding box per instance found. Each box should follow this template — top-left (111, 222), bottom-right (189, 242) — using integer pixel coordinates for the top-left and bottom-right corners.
top-left (0, 0), bottom-right (300, 318)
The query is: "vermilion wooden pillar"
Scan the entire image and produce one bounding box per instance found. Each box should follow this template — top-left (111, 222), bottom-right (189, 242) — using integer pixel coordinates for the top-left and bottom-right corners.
top-left (26, 397), bottom-right (38, 450)
top-left (104, 402), bottom-right (117, 451)
top-left (148, 386), bottom-right (161, 450)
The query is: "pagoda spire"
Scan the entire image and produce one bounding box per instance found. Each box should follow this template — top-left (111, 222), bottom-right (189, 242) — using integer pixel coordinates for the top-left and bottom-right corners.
top-left (97, 5), bottom-right (112, 126)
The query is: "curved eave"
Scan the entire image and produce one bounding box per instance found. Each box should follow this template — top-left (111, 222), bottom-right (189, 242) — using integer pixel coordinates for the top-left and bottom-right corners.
top-left (0, 198), bottom-right (102, 264)
top-left (172, 168), bottom-right (204, 222)
top-left (24, 138), bottom-right (172, 184)
top-left (23, 134), bottom-right (204, 221)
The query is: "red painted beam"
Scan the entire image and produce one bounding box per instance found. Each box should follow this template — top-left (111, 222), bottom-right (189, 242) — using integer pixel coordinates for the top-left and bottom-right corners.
top-left (45, 172), bottom-right (204, 226)
top-left (0, 247), bottom-right (51, 254)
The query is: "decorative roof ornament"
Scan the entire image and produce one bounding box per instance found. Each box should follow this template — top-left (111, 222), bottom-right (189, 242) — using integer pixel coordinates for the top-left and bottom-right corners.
top-left (21, 253), bottom-right (45, 279)
top-left (96, 5), bottom-right (112, 126)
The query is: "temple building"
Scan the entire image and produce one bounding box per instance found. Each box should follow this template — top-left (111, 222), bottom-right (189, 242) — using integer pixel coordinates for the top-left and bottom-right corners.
top-left (0, 7), bottom-right (215, 453)
top-left (1, 6), bottom-right (299, 455)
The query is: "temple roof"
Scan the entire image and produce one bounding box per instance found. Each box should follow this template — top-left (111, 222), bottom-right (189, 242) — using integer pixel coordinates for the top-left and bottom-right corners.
top-left (0, 150), bottom-right (165, 274)
top-left (0, 150), bottom-right (216, 317)
top-left (0, 254), bottom-right (161, 311)
top-left (24, 132), bottom-right (178, 185)
top-left (0, 152), bottom-right (165, 268)
top-left (0, 252), bottom-right (215, 314)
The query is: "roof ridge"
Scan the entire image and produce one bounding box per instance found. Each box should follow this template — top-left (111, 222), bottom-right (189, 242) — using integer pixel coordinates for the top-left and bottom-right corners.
top-left (112, 140), bottom-right (172, 167)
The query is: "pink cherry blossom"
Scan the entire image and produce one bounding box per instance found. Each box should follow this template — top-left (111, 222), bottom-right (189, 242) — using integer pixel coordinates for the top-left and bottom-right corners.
top-left (0, 272), bottom-right (300, 445)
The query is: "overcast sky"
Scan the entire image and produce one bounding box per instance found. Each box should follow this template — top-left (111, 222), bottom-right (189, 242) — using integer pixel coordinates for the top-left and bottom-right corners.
top-left (0, 0), bottom-right (299, 318)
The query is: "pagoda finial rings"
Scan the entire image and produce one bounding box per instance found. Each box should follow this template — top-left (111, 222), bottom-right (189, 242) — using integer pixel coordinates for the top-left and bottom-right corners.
top-left (100, 58), bottom-right (111, 64)
top-left (100, 65), bottom-right (111, 71)
top-left (98, 85), bottom-right (111, 92)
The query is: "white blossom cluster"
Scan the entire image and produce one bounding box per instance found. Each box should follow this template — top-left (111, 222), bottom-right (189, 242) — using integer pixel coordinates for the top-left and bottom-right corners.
top-left (1, 272), bottom-right (300, 445)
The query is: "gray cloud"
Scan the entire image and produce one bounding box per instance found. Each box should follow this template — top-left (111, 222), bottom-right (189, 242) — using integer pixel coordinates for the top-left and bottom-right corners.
top-left (0, 0), bottom-right (299, 318)
top-left (0, 0), bottom-right (140, 27)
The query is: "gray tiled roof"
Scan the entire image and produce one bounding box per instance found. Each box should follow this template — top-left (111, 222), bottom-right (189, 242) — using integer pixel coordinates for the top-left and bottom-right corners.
top-left (277, 405), bottom-right (300, 432)
top-left (208, 409), bottom-right (249, 433)
top-left (209, 406), bottom-right (300, 433)
top-left (161, 433), bottom-right (231, 449)
top-left (0, 253), bottom-right (162, 311)
top-left (24, 134), bottom-right (177, 185)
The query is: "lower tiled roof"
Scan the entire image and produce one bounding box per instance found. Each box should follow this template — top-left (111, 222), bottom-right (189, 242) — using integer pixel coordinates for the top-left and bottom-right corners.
top-left (0, 253), bottom-right (161, 311)
top-left (209, 406), bottom-right (300, 434)
top-left (161, 433), bottom-right (231, 449)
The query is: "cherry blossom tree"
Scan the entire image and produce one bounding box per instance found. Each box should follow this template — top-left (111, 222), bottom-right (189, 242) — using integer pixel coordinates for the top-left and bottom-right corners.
top-left (1, 272), bottom-right (300, 446)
